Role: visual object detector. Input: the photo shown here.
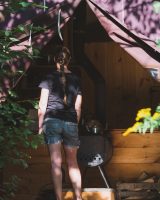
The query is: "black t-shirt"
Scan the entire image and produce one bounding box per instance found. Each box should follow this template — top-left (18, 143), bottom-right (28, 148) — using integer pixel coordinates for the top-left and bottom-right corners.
top-left (39, 71), bottom-right (82, 123)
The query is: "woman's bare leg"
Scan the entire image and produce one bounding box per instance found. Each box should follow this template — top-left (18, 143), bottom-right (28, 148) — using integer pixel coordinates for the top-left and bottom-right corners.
top-left (64, 146), bottom-right (82, 200)
top-left (48, 143), bottom-right (63, 200)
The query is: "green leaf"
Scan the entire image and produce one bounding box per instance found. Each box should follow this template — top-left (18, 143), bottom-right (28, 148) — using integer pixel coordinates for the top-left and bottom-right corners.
top-left (142, 119), bottom-right (150, 134)
top-left (9, 37), bottom-right (19, 42)
top-left (18, 2), bottom-right (32, 8)
top-left (28, 100), bottom-right (39, 109)
top-left (156, 104), bottom-right (160, 112)
top-left (150, 125), bottom-right (155, 133)
top-left (156, 39), bottom-right (160, 48)
top-left (5, 30), bottom-right (11, 37)
top-left (32, 48), bottom-right (40, 56)
top-left (17, 25), bottom-right (25, 32)
top-left (8, 90), bottom-right (17, 98)
top-left (152, 1), bottom-right (160, 14)
top-left (0, 53), bottom-right (11, 62)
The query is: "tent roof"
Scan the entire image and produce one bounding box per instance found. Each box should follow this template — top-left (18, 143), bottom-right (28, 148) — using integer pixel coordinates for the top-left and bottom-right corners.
top-left (1, 0), bottom-right (160, 86)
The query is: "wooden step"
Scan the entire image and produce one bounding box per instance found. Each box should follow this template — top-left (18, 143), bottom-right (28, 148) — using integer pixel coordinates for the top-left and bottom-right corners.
top-left (63, 188), bottom-right (115, 200)
top-left (13, 188), bottom-right (115, 200)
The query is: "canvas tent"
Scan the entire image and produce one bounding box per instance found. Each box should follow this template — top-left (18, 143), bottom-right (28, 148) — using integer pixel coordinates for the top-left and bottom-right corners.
top-left (0, 0), bottom-right (160, 87)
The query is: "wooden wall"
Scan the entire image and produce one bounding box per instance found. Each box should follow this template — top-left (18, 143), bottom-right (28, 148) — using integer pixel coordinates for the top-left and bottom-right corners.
top-left (4, 130), bottom-right (160, 200)
top-left (80, 67), bottom-right (96, 116)
top-left (107, 130), bottom-right (160, 181)
top-left (84, 42), bottom-right (160, 128)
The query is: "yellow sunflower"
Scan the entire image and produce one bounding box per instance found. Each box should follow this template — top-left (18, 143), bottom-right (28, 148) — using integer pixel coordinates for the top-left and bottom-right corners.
top-left (123, 122), bottom-right (142, 136)
top-left (136, 108), bottom-right (151, 121)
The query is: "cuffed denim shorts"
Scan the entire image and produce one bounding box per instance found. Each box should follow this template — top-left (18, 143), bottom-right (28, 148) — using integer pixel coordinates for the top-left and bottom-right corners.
top-left (43, 118), bottom-right (80, 147)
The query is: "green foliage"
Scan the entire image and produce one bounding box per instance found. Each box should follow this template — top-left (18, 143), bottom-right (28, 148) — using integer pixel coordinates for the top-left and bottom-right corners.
top-left (0, 93), bottom-right (44, 200)
top-left (0, 175), bottom-right (20, 200)
top-left (0, 2), bottom-right (45, 67)
top-left (0, 24), bottom-right (42, 66)
top-left (0, 1), bottom-right (45, 200)
top-left (0, 94), bottom-right (43, 169)
top-left (1, 1), bottom-right (48, 14)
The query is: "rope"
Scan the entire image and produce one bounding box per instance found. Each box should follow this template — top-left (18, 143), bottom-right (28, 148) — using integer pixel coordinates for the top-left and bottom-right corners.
top-left (58, 8), bottom-right (63, 41)
top-left (28, 24), bottom-right (33, 54)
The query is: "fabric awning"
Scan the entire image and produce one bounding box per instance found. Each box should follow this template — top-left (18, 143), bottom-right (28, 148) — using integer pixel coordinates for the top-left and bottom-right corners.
top-left (1, 0), bottom-right (160, 89)
top-left (87, 0), bottom-right (160, 81)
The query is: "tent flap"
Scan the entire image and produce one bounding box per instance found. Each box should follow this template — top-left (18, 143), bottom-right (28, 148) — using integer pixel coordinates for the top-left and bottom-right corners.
top-left (87, 0), bottom-right (160, 81)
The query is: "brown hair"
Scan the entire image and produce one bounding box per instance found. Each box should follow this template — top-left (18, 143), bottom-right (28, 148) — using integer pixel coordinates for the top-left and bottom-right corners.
top-left (54, 46), bottom-right (71, 67)
top-left (54, 46), bottom-right (71, 106)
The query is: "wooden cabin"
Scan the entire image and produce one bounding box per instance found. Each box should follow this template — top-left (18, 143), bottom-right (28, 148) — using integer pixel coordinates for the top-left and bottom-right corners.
top-left (3, 1), bottom-right (160, 200)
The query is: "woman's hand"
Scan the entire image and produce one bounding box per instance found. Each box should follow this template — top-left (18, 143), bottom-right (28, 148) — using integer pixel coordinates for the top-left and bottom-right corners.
top-left (38, 127), bottom-right (43, 134)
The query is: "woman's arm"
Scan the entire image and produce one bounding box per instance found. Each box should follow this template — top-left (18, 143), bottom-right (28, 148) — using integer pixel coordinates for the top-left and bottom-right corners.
top-left (38, 88), bottom-right (49, 134)
top-left (75, 94), bottom-right (82, 123)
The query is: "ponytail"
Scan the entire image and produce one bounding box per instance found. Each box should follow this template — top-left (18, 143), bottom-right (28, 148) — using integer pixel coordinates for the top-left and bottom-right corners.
top-left (54, 46), bottom-right (71, 106)
top-left (60, 65), bottom-right (67, 105)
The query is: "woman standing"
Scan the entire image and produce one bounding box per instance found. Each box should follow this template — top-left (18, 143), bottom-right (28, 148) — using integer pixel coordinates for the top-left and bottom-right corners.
top-left (38, 46), bottom-right (82, 200)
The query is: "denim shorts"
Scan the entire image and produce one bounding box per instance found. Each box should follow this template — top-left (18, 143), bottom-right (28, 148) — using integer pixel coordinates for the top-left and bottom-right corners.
top-left (43, 118), bottom-right (80, 147)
